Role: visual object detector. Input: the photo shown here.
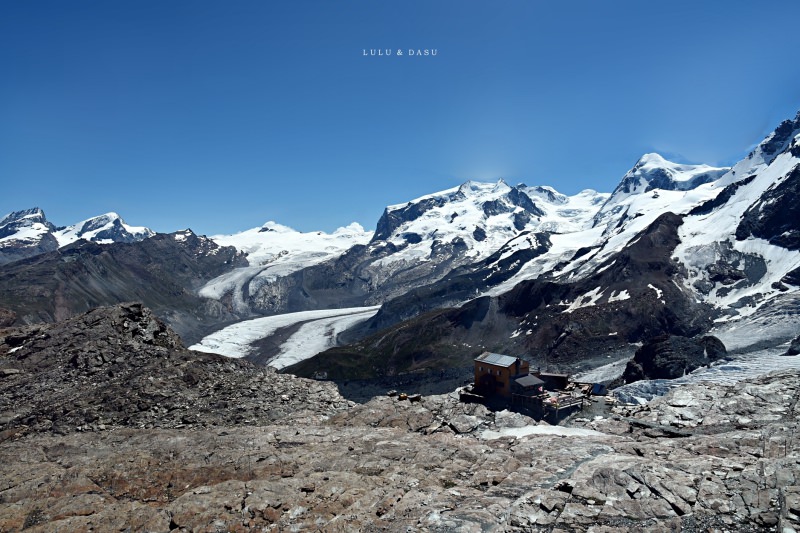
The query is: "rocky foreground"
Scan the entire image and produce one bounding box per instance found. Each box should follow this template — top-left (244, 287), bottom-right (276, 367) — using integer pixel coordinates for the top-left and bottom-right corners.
top-left (1, 305), bottom-right (800, 532)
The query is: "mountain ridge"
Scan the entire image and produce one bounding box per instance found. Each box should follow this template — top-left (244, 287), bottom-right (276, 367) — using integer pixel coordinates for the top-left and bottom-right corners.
top-left (2, 109), bottom-right (800, 380)
top-left (0, 208), bottom-right (154, 265)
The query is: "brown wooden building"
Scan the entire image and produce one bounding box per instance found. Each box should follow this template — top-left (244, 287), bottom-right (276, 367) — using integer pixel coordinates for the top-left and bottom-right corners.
top-left (473, 352), bottom-right (530, 399)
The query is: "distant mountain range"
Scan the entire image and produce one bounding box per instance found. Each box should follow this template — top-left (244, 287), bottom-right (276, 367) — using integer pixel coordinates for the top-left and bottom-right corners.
top-left (0, 209), bottom-right (154, 265)
top-left (2, 109), bottom-right (799, 380)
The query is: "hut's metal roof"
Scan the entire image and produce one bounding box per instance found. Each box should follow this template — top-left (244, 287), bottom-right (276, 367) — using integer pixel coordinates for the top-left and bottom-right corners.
top-left (515, 375), bottom-right (545, 387)
top-left (475, 352), bottom-right (518, 367)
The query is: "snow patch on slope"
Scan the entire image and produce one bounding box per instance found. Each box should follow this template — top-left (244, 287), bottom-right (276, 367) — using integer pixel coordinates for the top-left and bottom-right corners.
top-left (561, 287), bottom-right (604, 313)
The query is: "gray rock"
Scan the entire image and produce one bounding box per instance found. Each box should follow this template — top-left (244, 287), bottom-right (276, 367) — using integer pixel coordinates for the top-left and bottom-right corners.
top-left (449, 414), bottom-right (481, 434)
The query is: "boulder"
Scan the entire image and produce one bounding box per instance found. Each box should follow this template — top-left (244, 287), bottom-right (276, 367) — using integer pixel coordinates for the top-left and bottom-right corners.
top-left (623, 334), bottom-right (726, 383)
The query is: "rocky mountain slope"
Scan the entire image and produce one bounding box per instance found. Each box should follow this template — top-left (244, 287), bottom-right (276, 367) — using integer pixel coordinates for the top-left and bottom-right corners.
top-left (0, 208), bottom-right (153, 265)
top-left (289, 211), bottom-right (714, 380)
top-left (1, 305), bottom-right (798, 532)
top-left (0, 231), bottom-right (247, 343)
top-left (0, 303), bottom-right (351, 437)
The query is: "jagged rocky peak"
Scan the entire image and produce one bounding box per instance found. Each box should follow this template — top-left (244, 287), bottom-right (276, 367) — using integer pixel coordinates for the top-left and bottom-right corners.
top-left (0, 207), bottom-right (54, 238)
top-left (0, 207), bottom-right (49, 225)
top-left (613, 153), bottom-right (729, 196)
top-left (753, 109), bottom-right (800, 161)
top-left (720, 109), bottom-right (800, 184)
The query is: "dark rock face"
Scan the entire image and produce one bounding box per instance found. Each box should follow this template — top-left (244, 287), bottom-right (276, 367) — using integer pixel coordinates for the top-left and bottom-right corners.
top-left (373, 196), bottom-right (449, 242)
top-left (736, 164), bottom-right (800, 250)
top-left (622, 334), bottom-right (727, 383)
top-left (481, 189), bottom-right (544, 219)
top-left (642, 168), bottom-right (719, 192)
top-left (402, 232), bottom-right (422, 244)
top-left (757, 111), bottom-right (800, 160)
top-left (0, 303), bottom-right (349, 435)
top-left (0, 231), bottom-right (248, 343)
top-left (696, 241), bottom-right (768, 293)
top-left (786, 335), bottom-right (800, 356)
top-left (688, 174), bottom-right (757, 216)
top-left (784, 266), bottom-right (800, 286)
top-left (0, 233), bottom-right (59, 266)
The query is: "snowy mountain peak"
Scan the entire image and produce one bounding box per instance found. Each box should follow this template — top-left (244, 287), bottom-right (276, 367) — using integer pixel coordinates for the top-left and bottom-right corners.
top-left (0, 208), bottom-right (59, 265)
top-left (210, 221), bottom-right (371, 268)
top-left (0, 207), bottom-right (55, 242)
top-left (615, 153), bottom-right (729, 196)
top-left (54, 212), bottom-right (154, 247)
top-left (589, 154), bottom-right (729, 238)
top-left (453, 179), bottom-right (510, 198)
top-left (258, 221), bottom-right (294, 234)
top-left (0, 207), bottom-right (48, 226)
top-left (634, 152), bottom-right (668, 167)
top-left (525, 185), bottom-right (569, 205)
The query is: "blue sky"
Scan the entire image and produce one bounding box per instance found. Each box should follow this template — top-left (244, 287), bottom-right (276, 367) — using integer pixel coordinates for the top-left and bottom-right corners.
top-left (2, 1), bottom-right (800, 235)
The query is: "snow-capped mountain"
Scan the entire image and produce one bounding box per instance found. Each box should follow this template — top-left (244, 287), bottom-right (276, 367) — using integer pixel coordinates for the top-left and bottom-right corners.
top-left (54, 212), bottom-right (154, 247)
top-left (198, 179), bottom-right (609, 318)
top-left (592, 154), bottom-right (729, 234)
top-left (0, 208), bottom-right (154, 265)
top-left (210, 221), bottom-right (372, 271)
top-left (285, 110), bottom-right (800, 380)
top-left (371, 179), bottom-right (605, 266)
top-left (0, 208), bottom-right (59, 265)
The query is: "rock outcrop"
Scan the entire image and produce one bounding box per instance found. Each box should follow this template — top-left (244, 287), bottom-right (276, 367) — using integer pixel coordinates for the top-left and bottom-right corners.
top-left (622, 334), bottom-right (727, 383)
top-left (0, 303), bottom-right (350, 436)
top-left (787, 335), bottom-right (800, 356)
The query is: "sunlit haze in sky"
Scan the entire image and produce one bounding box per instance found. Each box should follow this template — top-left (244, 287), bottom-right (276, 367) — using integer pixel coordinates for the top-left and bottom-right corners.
top-left (2, 0), bottom-right (800, 234)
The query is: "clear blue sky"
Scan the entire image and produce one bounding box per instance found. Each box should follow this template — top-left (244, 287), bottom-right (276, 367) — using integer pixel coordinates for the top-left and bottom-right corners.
top-left (2, 0), bottom-right (800, 235)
